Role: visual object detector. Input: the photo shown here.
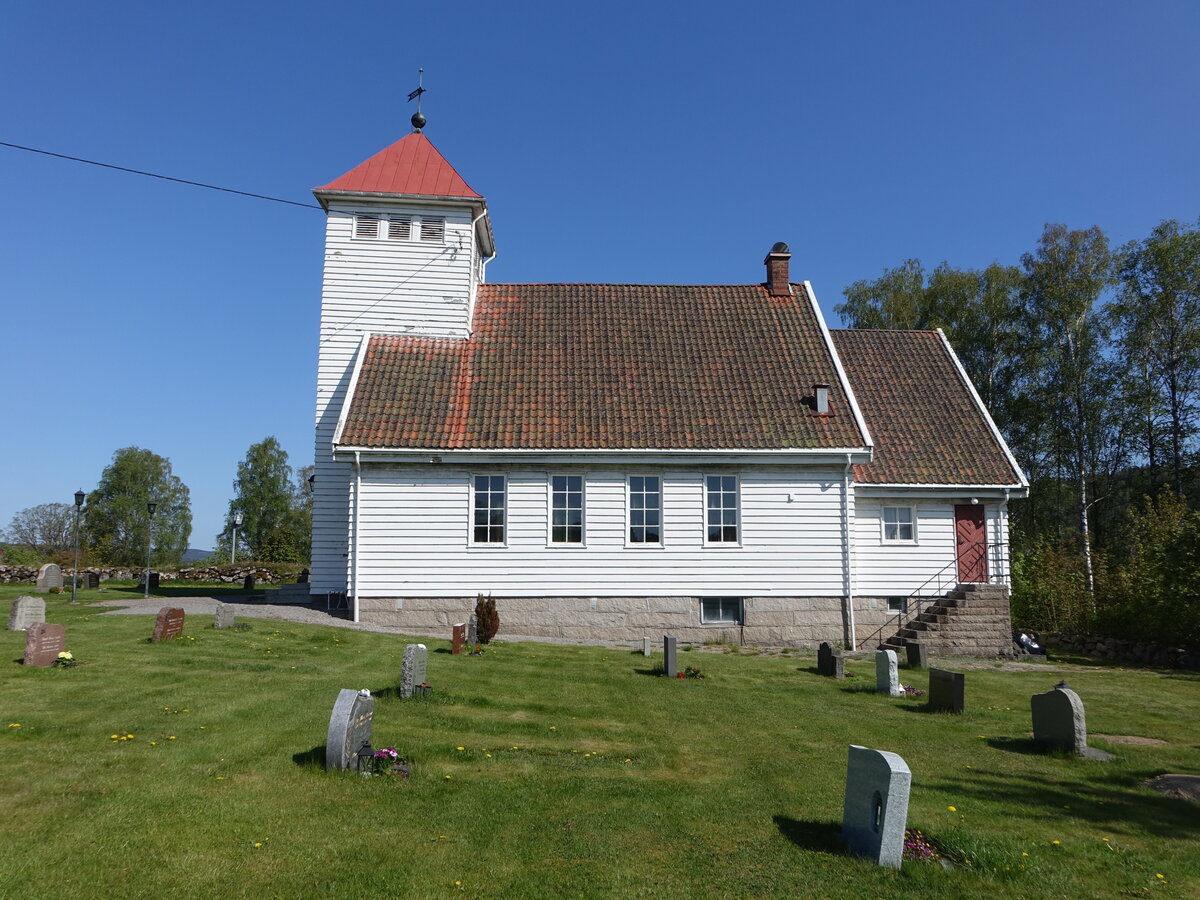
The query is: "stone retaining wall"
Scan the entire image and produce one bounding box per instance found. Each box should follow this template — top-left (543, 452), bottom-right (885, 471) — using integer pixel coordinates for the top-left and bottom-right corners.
top-left (0, 564), bottom-right (304, 585)
top-left (1038, 631), bottom-right (1198, 669)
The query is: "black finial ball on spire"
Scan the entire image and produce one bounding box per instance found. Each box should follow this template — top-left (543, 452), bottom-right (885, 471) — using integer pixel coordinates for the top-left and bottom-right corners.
top-left (411, 111), bottom-right (426, 132)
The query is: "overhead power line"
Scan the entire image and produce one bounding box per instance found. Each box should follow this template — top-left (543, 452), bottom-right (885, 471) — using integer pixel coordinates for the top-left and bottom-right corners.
top-left (0, 140), bottom-right (323, 211)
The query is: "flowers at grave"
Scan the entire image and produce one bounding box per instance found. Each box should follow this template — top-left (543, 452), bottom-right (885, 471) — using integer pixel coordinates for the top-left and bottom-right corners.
top-left (902, 828), bottom-right (940, 861)
top-left (902, 685), bottom-right (924, 697)
top-left (53, 651), bottom-right (78, 668)
top-left (682, 666), bottom-right (704, 679)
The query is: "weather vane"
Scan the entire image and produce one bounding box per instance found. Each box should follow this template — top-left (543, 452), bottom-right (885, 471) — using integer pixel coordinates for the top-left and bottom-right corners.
top-left (408, 68), bottom-right (427, 132)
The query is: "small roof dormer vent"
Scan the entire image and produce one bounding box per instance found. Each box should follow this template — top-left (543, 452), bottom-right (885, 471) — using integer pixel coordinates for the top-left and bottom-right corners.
top-left (813, 383), bottom-right (831, 415)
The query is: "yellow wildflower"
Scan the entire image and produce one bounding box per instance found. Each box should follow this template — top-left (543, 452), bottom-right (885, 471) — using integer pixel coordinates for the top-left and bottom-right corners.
top-left (1051, 840), bottom-right (1061, 846)
top-left (947, 806), bottom-right (956, 812)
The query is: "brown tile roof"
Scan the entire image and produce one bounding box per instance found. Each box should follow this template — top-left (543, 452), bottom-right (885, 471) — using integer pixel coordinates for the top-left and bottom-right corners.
top-left (830, 329), bottom-right (1023, 486)
top-left (339, 283), bottom-right (868, 450)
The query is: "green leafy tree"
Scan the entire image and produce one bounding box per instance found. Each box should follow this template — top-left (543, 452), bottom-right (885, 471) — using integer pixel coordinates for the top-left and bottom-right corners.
top-left (85, 447), bottom-right (191, 566)
top-left (838, 259), bottom-right (928, 330)
top-left (218, 438), bottom-right (310, 562)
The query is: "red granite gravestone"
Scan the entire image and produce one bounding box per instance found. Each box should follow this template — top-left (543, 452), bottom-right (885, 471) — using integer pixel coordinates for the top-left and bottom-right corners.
top-left (151, 607), bottom-right (185, 642)
top-left (451, 623), bottom-right (466, 655)
top-left (24, 623), bottom-right (66, 666)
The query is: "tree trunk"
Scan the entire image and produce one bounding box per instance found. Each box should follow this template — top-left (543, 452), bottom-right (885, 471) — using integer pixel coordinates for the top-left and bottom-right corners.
top-left (1078, 471), bottom-right (1096, 607)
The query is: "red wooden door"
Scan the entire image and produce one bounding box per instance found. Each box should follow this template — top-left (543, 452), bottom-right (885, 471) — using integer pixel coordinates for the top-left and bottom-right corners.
top-left (954, 505), bottom-right (988, 583)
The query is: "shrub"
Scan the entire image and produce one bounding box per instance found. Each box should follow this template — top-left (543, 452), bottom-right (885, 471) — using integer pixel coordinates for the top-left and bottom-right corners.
top-left (474, 594), bottom-right (499, 644)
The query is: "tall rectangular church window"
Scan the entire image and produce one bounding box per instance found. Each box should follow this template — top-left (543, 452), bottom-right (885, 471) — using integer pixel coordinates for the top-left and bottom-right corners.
top-left (472, 475), bottom-right (506, 544)
top-left (629, 476), bottom-right (662, 544)
top-left (550, 475), bottom-right (584, 544)
top-left (705, 475), bottom-right (739, 543)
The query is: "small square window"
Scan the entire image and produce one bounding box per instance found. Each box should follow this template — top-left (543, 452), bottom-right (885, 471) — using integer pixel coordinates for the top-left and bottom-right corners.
top-left (420, 216), bottom-right (445, 242)
top-left (387, 216), bottom-right (412, 240)
top-left (701, 597), bottom-right (742, 624)
top-left (882, 506), bottom-right (915, 543)
top-left (353, 214), bottom-right (379, 239)
top-left (887, 597), bottom-right (906, 614)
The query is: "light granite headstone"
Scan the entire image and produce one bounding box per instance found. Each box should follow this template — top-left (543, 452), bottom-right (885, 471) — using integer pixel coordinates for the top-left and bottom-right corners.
top-left (905, 641), bottom-right (928, 669)
top-left (467, 614), bottom-right (478, 645)
top-left (326, 688), bottom-right (374, 771)
top-left (875, 650), bottom-right (903, 696)
top-left (663, 635), bottom-right (678, 678)
top-left (213, 604), bottom-right (235, 629)
top-left (842, 744), bottom-right (911, 868)
top-left (400, 643), bottom-right (428, 699)
top-left (8, 596), bottom-right (45, 631)
top-left (36, 563), bottom-right (62, 592)
top-left (642, 636), bottom-right (651, 657)
top-left (24, 622), bottom-right (66, 667)
top-left (1031, 681), bottom-right (1114, 760)
top-left (151, 607), bottom-right (185, 642)
top-left (927, 668), bottom-right (964, 714)
top-left (451, 623), bottom-right (466, 655)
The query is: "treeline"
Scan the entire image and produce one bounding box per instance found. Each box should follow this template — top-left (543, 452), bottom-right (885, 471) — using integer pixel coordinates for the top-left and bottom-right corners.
top-left (2, 437), bottom-right (312, 569)
top-left (838, 219), bottom-right (1200, 648)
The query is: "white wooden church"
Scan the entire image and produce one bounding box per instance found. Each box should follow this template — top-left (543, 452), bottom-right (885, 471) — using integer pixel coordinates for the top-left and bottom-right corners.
top-left (308, 120), bottom-right (1027, 651)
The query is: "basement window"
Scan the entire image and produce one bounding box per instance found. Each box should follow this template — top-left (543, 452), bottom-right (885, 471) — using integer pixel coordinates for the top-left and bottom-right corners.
top-left (701, 597), bottom-right (743, 624)
top-left (887, 597), bottom-right (907, 614)
top-left (882, 506), bottom-right (916, 543)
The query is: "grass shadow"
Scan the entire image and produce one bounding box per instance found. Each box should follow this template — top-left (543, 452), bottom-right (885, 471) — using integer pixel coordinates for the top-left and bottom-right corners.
top-left (986, 736), bottom-right (1052, 755)
top-left (799, 666), bottom-right (822, 676)
top-left (109, 583), bottom-right (276, 600)
top-left (840, 684), bottom-right (879, 694)
top-left (293, 746), bottom-right (326, 768)
top-left (772, 816), bottom-right (847, 855)
top-left (634, 667), bottom-right (666, 677)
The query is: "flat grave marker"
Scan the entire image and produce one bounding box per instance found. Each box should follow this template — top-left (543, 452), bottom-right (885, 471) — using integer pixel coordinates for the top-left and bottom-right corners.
top-left (8, 596), bottom-right (45, 631)
top-left (24, 622), bottom-right (66, 667)
top-left (927, 668), bottom-right (964, 714)
top-left (151, 607), bottom-right (185, 642)
top-left (842, 744), bottom-right (911, 868)
top-left (326, 688), bottom-right (374, 771)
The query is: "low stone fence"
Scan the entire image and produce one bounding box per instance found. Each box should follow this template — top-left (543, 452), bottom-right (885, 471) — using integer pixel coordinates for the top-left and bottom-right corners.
top-left (0, 564), bottom-right (305, 585)
top-left (1037, 631), bottom-right (1197, 669)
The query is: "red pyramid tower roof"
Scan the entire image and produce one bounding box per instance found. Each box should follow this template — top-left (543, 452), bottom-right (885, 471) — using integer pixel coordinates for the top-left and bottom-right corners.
top-left (314, 132), bottom-right (482, 199)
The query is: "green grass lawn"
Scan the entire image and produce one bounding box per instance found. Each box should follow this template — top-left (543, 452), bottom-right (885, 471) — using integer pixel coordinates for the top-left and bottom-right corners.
top-left (2, 585), bottom-right (1197, 899)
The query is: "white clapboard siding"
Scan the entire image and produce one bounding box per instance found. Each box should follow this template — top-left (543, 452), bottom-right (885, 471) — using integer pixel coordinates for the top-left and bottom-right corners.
top-left (350, 466), bottom-right (851, 597)
top-left (853, 497), bottom-right (1010, 596)
top-left (310, 197), bottom-right (481, 592)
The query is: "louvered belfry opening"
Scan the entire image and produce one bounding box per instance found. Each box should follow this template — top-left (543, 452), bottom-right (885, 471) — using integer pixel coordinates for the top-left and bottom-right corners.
top-left (764, 242), bottom-right (792, 297)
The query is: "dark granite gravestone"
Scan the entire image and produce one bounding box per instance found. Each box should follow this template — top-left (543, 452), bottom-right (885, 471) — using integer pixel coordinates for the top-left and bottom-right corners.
top-left (213, 604), bottom-right (235, 629)
top-left (326, 689), bottom-right (374, 771)
top-left (400, 644), bottom-right (428, 699)
top-left (297, 568), bottom-right (310, 583)
top-left (151, 607), bottom-right (185, 642)
top-left (8, 596), bottom-right (45, 631)
top-left (927, 668), bottom-right (964, 714)
top-left (24, 623), bottom-right (66, 666)
top-left (243, 574), bottom-right (255, 591)
top-left (1031, 681), bottom-right (1115, 760)
top-left (905, 641), bottom-right (928, 669)
top-left (842, 745), bottom-right (911, 869)
top-left (817, 642), bottom-right (844, 677)
top-left (36, 564), bottom-right (63, 592)
top-left (83, 572), bottom-right (100, 590)
top-left (451, 623), bottom-right (466, 655)
top-left (663, 635), bottom-right (678, 678)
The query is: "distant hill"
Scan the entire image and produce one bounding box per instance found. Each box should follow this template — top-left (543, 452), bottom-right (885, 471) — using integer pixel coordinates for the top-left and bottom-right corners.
top-left (181, 548), bottom-right (214, 564)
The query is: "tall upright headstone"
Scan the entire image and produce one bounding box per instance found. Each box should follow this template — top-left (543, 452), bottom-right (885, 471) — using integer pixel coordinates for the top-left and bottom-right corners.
top-left (83, 571), bottom-right (100, 590)
top-left (663, 635), bottom-right (678, 678)
top-left (8, 596), bottom-right (46, 631)
top-left (400, 643), bottom-right (428, 699)
top-left (451, 623), bottom-right (466, 655)
top-left (927, 668), bottom-right (964, 714)
top-left (818, 642), bottom-right (844, 677)
top-left (36, 564), bottom-right (63, 593)
top-left (642, 636), bottom-right (651, 657)
top-left (905, 641), bottom-right (928, 669)
top-left (1031, 681), bottom-right (1114, 759)
top-left (842, 744), bottom-right (911, 869)
top-left (151, 607), bottom-right (185, 642)
top-left (467, 614), bottom-right (479, 645)
top-left (24, 623), bottom-right (66, 667)
top-left (875, 650), bottom-right (903, 696)
top-left (213, 604), bottom-right (235, 629)
top-left (326, 689), bottom-right (374, 771)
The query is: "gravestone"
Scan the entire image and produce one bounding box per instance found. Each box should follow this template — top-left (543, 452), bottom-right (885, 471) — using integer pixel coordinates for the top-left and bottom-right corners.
top-left (36, 563), bottom-right (63, 593)
top-left (400, 643), bottom-right (428, 699)
top-left (817, 642), bottom-right (844, 678)
top-left (326, 688), bottom-right (374, 771)
top-left (1031, 681), bottom-right (1115, 760)
top-left (8, 596), bottom-right (46, 631)
top-left (151, 607), bottom-right (185, 642)
top-left (297, 568), bottom-right (310, 583)
top-left (875, 650), bottom-right (903, 696)
top-left (451, 623), bottom-right (466, 655)
top-left (642, 636), bottom-right (651, 657)
top-left (243, 574), bottom-right (255, 591)
top-left (927, 668), bottom-right (964, 714)
top-left (663, 635), bottom-right (678, 678)
top-left (905, 641), bottom-right (928, 669)
top-left (842, 744), bottom-right (911, 869)
top-left (83, 572), bottom-right (100, 590)
top-left (467, 613), bottom-right (478, 645)
top-left (213, 604), bottom-right (235, 629)
top-left (24, 623), bottom-right (66, 667)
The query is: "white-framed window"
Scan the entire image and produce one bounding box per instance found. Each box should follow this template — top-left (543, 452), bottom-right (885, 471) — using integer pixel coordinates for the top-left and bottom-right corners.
top-left (701, 597), bottom-right (742, 624)
top-left (705, 474), bottom-right (740, 544)
top-left (882, 506), bottom-right (916, 543)
top-left (628, 475), bottom-right (662, 545)
top-left (352, 213), bottom-right (444, 243)
top-left (472, 475), bottom-right (506, 544)
top-left (420, 216), bottom-right (445, 242)
top-left (354, 213), bottom-right (381, 239)
top-left (387, 216), bottom-right (412, 241)
top-left (550, 474), bottom-right (584, 544)
top-left (887, 597), bottom-right (907, 614)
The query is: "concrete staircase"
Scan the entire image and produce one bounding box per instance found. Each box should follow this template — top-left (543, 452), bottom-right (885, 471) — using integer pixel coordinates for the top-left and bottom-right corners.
top-left (879, 583), bottom-right (1014, 658)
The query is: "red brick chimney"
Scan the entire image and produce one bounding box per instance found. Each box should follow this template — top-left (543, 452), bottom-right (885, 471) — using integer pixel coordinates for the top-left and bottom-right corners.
top-left (764, 242), bottom-right (792, 297)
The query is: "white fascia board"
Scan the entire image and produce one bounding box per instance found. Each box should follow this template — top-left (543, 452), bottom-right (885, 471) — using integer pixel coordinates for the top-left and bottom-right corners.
top-left (318, 194), bottom-right (493, 255)
top-left (935, 328), bottom-right (1029, 489)
top-left (855, 483), bottom-right (1029, 498)
top-left (803, 281), bottom-right (874, 454)
top-left (331, 447), bottom-right (874, 466)
top-left (331, 332), bottom-right (372, 446)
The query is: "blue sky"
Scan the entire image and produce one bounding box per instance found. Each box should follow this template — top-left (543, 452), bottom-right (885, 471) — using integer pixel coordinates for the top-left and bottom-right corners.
top-left (2, 1), bottom-right (1197, 550)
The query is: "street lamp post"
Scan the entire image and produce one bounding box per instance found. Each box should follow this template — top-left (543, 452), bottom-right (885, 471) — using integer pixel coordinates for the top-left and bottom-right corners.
top-left (231, 512), bottom-right (243, 564)
top-left (70, 490), bottom-right (84, 604)
top-left (144, 501), bottom-right (157, 599)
